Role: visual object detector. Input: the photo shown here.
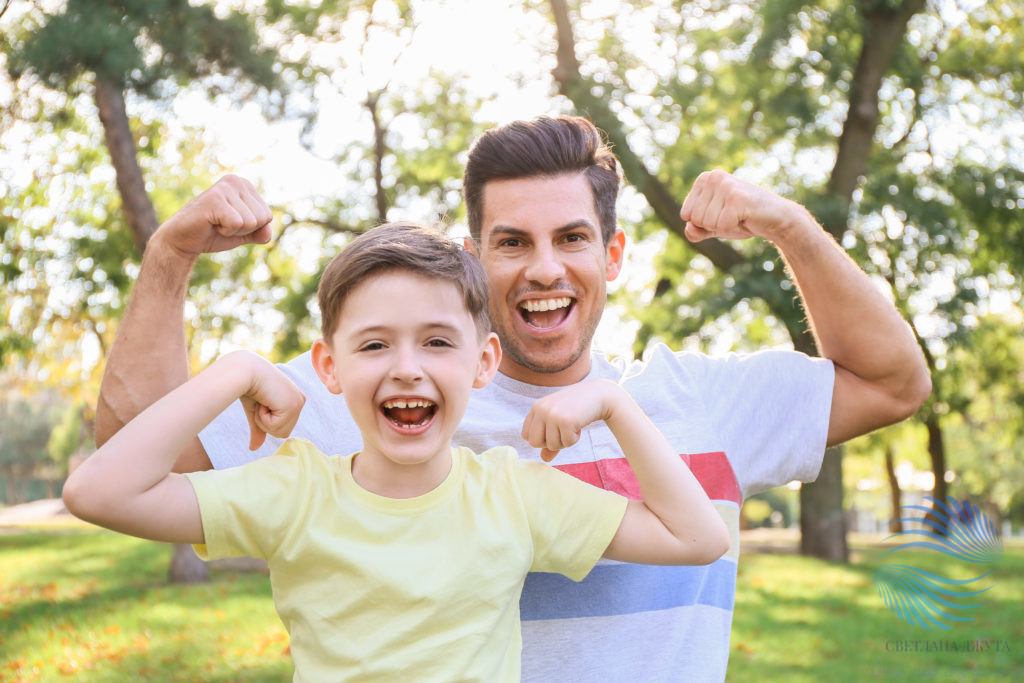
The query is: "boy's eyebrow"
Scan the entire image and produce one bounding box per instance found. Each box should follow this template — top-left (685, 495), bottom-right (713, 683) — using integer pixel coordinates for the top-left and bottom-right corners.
top-left (349, 321), bottom-right (467, 337)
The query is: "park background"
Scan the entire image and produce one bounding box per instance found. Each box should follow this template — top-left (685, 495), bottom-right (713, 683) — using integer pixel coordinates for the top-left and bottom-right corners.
top-left (1, 0), bottom-right (1021, 680)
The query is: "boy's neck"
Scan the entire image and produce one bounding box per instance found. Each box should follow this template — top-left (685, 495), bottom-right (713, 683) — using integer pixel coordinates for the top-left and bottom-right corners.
top-left (350, 447), bottom-right (455, 499)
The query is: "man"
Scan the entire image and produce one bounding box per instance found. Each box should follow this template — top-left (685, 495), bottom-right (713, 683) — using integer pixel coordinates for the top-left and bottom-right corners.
top-left (96, 116), bottom-right (930, 681)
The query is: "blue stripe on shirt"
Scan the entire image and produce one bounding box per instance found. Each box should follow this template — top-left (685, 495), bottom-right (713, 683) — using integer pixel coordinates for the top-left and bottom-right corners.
top-left (520, 558), bottom-right (737, 621)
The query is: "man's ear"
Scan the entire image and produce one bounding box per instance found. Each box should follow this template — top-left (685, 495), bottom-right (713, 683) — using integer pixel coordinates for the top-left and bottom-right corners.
top-left (463, 236), bottom-right (480, 257)
top-left (472, 333), bottom-right (502, 389)
top-left (311, 338), bottom-right (342, 394)
top-left (605, 228), bottom-right (626, 282)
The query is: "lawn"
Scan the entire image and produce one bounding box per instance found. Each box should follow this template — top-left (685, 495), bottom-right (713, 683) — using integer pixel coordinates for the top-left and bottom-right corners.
top-left (2, 523), bottom-right (1022, 681)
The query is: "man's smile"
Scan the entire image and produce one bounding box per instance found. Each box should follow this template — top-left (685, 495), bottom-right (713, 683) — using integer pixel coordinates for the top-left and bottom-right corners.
top-left (518, 296), bottom-right (576, 330)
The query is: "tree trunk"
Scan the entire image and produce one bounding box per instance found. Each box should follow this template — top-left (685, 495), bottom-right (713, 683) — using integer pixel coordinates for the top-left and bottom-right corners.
top-left (883, 444), bottom-right (903, 533)
top-left (799, 446), bottom-right (849, 561)
top-left (366, 92), bottom-right (389, 224)
top-left (168, 543), bottom-right (209, 584)
top-left (925, 414), bottom-right (948, 503)
top-left (93, 76), bottom-right (159, 255)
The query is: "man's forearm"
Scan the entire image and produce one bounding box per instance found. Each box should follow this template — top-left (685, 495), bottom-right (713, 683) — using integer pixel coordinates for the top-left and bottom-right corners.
top-left (96, 232), bottom-right (196, 446)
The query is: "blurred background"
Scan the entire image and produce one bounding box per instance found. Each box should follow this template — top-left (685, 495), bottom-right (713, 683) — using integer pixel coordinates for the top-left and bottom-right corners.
top-left (2, 0), bottom-right (1022, 564)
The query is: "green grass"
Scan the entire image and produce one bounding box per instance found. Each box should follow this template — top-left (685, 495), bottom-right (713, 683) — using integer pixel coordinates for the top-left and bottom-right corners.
top-left (1, 523), bottom-right (289, 681)
top-left (2, 525), bottom-right (1022, 681)
top-left (729, 542), bottom-right (1024, 682)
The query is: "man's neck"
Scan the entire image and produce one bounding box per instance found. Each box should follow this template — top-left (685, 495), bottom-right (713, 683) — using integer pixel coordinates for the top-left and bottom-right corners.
top-left (497, 354), bottom-right (593, 387)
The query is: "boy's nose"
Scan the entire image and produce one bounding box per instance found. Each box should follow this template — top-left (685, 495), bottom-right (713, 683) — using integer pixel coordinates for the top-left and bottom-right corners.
top-left (389, 348), bottom-right (424, 383)
top-left (523, 243), bottom-right (566, 286)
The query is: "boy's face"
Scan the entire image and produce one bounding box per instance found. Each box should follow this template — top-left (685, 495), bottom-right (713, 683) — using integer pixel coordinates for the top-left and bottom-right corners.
top-left (312, 271), bottom-right (499, 495)
top-left (469, 172), bottom-right (625, 387)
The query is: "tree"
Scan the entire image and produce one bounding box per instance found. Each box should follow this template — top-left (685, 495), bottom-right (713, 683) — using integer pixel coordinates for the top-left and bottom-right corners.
top-left (6, 0), bottom-right (285, 584)
top-left (542, 0), bottom-right (1022, 560)
top-left (8, 0), bottom-right (282, 253)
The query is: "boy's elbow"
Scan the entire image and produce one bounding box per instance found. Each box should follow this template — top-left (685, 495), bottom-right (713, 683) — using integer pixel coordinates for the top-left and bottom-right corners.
top-left (61, 473), bottom-right (89, 521)
top-left (696, 522), bottom-right (731, 565)
top-left (62, 467), bottom-right (104, 525)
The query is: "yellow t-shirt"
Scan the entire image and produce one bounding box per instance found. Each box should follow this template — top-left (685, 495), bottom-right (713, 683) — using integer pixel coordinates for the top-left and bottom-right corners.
top-left (186, 439), bottom-right (626, 682)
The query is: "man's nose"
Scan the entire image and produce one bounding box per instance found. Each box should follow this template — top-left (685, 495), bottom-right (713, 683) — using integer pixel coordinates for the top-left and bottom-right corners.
top-left (523, 243), bottom-right (566, 286)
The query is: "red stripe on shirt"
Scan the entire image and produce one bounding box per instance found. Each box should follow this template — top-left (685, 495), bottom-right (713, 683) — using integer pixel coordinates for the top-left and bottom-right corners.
top-left (554, 452), bottom-right (741, 504)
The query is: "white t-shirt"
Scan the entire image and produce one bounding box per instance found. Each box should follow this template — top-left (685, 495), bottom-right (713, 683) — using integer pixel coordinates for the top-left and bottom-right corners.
top-left (200, 343), bottom-right (833, 682)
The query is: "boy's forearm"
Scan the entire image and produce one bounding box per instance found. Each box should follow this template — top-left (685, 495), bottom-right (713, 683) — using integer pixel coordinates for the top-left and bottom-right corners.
top-left (604, 391), bottom-right (729, 561)
top-left (68, 354), bottom-right (250, 512)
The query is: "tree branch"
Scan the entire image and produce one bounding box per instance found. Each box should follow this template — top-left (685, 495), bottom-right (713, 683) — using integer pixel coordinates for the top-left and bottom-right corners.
top-left (547, 0), bottom-right (745, 272)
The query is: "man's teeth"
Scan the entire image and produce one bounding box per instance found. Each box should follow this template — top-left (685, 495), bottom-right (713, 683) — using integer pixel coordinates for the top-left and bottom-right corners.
top-left (520, 297), bottom-right (572, 312)
top-left (382, 399), bottom-right (435, 409)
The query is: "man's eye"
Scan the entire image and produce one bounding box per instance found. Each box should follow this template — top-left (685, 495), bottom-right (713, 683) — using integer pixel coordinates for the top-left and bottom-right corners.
top-left (500, 238), bottom-right (522, 248)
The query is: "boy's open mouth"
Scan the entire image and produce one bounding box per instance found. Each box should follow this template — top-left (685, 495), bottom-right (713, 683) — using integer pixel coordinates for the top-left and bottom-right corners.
top-left (381, 399), bottom-right (437, 429)
top-left (519, 297), bottom-right (574, 330)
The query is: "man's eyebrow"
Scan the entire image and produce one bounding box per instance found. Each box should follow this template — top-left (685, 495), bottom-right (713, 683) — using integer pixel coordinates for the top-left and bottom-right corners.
top-left (487, 220), bottom-right (599, 241)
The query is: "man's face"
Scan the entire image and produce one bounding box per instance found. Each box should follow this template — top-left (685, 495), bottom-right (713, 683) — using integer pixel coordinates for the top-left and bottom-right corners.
top-left (471, 172), bottom-right (624, 387)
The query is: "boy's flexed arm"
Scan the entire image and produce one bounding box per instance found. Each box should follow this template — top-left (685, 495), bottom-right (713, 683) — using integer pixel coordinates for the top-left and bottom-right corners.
top-left (522, 379), bottom-right (729, 565)
top-left (64, 352), bottom-right (304, 544)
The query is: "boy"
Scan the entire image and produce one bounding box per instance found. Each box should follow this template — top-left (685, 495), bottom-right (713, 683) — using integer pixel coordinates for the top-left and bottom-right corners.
top-left (63, 223), bottom-right (729, 681)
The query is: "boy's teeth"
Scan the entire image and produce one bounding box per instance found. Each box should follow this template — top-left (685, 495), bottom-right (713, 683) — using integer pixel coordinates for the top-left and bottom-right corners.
top-left (383, 399), bottom-right (434, 409)
top-left (520, 297), bottom-right (571, 312)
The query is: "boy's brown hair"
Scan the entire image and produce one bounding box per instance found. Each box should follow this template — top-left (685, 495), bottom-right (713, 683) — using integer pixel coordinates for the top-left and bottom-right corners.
top-left (318, 223), bottom-right (490, 342)
top-left (462, 115), bottom-right (621, 245)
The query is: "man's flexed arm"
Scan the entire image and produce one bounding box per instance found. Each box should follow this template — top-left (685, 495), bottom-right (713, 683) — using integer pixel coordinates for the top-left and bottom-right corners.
top-left (680, 170), bottom-right (931, 445)
top-left (95, 176), bottom-right (273, 471)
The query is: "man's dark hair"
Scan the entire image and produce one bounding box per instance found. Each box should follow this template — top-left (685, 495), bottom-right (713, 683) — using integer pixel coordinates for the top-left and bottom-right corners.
top-left (463, 115), bottom-right (621, 245)
top-left (318, 223), bottom-right (490, 341)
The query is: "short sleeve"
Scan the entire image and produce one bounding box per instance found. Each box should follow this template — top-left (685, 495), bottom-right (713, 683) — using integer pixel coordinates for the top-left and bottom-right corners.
top-left (697, 348), bottom-right (834, 497)
top-left (514, 460), bottom-right (627, 581)
top-left (185, 438), bottom-right (318, 561)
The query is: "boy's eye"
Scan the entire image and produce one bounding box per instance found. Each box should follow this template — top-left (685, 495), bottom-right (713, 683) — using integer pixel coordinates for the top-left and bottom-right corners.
top-left (426, 338), bottom-right (453, 348)
top-left (359, 341), bottom-right (386, 352)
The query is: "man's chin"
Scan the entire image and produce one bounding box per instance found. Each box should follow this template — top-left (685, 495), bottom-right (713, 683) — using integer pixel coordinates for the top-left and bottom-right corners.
top-left (500, 341), bottom-right (588, 378)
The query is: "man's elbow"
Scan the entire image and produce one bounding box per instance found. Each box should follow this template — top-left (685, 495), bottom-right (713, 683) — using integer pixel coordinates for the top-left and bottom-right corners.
top-left (893, 366), bottom-right (932, 422)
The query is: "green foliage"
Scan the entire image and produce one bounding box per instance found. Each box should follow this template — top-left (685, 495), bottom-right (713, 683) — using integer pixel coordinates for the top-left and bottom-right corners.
top-left (941, 315), bottom-right (1024, 511)
top-left (46, 402), bottom-right (90, 475)
top-left (0, 393), bottom-right (62, 476)
top-left (11, 0), bottom-right (280, 95)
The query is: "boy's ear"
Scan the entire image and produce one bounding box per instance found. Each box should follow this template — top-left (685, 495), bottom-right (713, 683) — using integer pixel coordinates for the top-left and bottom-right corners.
top-left (472, 333), bottom-right (501, 389)
top-left (312, 338), bottom-right (342, 394)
